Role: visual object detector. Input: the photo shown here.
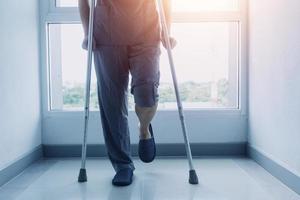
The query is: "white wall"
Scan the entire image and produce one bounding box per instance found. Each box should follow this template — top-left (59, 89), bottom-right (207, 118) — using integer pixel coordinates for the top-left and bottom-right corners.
top-left (248, 0), bottom-right (300, 174)
top-left (0, 0), bottom-right (41, 169)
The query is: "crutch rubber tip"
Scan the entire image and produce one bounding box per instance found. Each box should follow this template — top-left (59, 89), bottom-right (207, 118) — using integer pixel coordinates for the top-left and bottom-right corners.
top-left (189, 170), bottom-right (199, 185)
top-left (78, 168), bottom-right (87, 182)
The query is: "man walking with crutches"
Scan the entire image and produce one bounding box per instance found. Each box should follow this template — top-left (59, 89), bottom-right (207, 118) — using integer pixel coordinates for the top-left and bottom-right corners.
top-left (79, 0), bottom-right (176, 186)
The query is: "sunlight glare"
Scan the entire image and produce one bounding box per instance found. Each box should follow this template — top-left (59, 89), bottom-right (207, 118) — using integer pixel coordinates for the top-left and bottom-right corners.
top-left (172, 0), bottom-right (239, 12)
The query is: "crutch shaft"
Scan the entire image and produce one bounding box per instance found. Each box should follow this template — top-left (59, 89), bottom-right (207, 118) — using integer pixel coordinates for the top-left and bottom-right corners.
top-left (157, 0), bottom-right (196, 172)
top-left (79, 0), bottom-right (96, 181)
top-left (157, 0), bottom-right (198, 184)
top-left (80, 0), bottom-right (95, 169)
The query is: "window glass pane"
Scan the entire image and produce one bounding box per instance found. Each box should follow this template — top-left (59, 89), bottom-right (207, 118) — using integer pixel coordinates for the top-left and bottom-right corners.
top-left (48, 24), bottom-right (97, 111)
top-left (172, 0), bottom-right (239, 12)
top-left (160, 22), bottom-right (239, 109)
top-left (48, 22), bottom-right (239, 111)
top-left (56, 0), bottom-right (77, 7)
top-left (56, 0), bottom-right (239, 11)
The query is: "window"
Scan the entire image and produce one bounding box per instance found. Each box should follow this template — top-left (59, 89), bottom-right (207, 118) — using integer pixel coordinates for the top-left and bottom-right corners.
top-left (172, 0), bottom-right (239, 12)
top-left (55, 0), bottom-right (77, 7)
top-left (56, 0), bottom-right (239, 11)
top-left (46, 0), bottom-right (244, 111)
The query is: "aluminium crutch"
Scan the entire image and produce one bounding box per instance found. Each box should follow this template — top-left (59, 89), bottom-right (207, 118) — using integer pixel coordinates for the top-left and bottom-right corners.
top-left (157, 0), bottom-right (199, 184)
top-left (78, 0), bottom-right (96, 183)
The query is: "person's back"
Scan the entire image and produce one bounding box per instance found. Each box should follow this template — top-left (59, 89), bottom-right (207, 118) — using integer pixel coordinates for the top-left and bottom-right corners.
top-left (94, 0), bottom-right (160, 45)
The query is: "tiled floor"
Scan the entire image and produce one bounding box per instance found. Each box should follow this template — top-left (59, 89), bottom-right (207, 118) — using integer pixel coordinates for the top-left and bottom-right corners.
top-left (0, 158), bottom-right (299, 200)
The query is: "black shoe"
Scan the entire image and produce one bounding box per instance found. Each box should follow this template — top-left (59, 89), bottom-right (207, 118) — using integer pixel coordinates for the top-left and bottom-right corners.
top-left (138, 124), bottom-right (156, 163)
top-left (112, 168), bottom-right (133, 186)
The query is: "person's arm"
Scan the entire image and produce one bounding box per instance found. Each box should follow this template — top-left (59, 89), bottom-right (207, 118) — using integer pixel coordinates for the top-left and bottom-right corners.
top-left (161, 0), bottom-right (176, 49)
top-left (79, 0), bottom-right (96, 50)
top-left (78, 0), bottom-right (89, 37)
top-left (162, 0), bottom-right (171, 33)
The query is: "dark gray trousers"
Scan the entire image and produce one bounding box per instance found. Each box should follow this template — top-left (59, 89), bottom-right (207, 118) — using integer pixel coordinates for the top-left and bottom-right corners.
top-left (93, 44), bottom-right (160, 172)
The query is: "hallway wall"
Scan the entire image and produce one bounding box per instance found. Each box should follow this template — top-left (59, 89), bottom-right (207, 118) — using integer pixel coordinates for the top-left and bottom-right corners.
top-left (0, 0), bottom-right (41, 170)
top-left (248, 0), bottom-right (300, 175)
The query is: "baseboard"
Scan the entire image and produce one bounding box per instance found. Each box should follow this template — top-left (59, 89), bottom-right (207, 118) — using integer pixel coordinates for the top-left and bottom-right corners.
top-left (43, 142), bottom-right (247, 157)
top-left (0, 145), bottom-right (43, 187)
top-left (248, 145), bottom-right (300, 195)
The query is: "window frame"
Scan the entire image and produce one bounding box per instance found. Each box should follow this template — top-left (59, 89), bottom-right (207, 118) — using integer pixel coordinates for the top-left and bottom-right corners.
top-left (40, 0), bottom-right (248, 117)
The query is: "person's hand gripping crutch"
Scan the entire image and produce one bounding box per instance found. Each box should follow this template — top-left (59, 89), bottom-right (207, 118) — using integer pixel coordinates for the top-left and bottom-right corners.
top-left (161, 33), bottom-right (177, 49)
top-left (82, 36), bottom-right (96, 50)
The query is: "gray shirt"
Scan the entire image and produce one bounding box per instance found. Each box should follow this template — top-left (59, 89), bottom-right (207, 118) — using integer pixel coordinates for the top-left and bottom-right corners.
top-left (94, 0), bottom-right (161, 45)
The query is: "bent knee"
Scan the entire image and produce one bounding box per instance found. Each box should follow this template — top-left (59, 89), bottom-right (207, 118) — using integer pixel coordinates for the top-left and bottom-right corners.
top-left (131, 83), bottom-right (159, 107)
